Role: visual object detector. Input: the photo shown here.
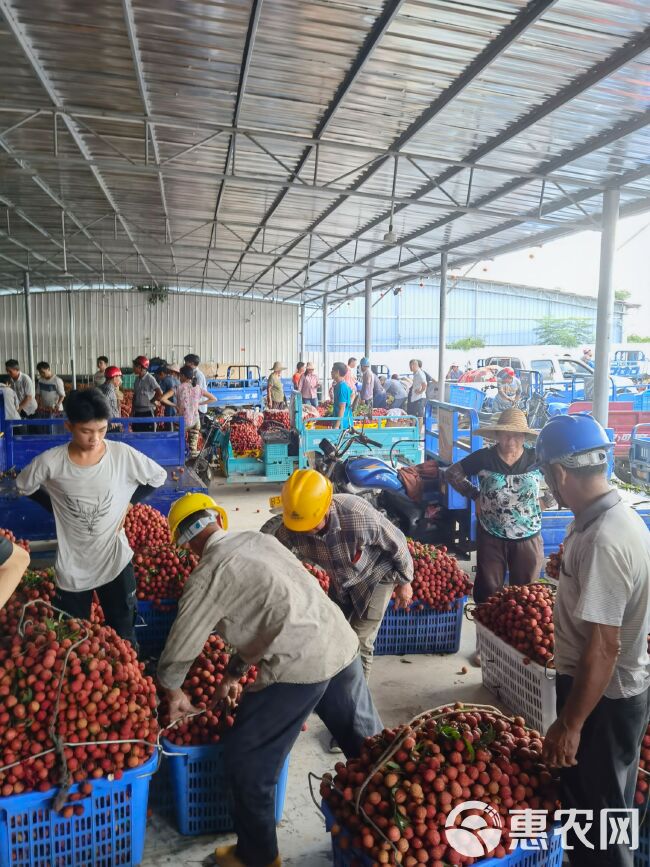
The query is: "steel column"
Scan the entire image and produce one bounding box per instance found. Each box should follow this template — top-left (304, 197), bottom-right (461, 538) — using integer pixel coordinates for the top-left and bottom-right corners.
top-left (322, 294), bottom-right (329, 399)
top-left (299, 303), bottom-right (305, 361)
top-left (437, 252), bottom-right (448, 399)
top-left (23, 271), bottom-right (34, 381)
top-left (67, 287), bottom-right (76, 388)
top-left (593, 188), bottom-right (620, 428)
top-left (364, 276), bottom-right (372, 359)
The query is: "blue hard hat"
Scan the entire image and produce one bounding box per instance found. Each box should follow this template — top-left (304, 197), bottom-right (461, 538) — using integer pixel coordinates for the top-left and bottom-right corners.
top-left (534, 413), bottom-right (613, 468)
top-left (360, 357), bottom-right (370, 367)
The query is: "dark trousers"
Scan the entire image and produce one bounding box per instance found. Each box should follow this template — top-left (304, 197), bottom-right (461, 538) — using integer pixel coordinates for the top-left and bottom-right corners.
top-left (473, 524), bottom-right (544, 603)
top-left (556, 674), bottom-right (650, 867)
top-left (133, 409), bottom-right (155, 432)
top-left (224, 655), bottom-right (382, 866)
top-left (53, 562), bottom-right (138, 648)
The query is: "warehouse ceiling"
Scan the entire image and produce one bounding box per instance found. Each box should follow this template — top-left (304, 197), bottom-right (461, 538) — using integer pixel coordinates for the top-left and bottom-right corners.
top-left (0, 0), bottom-right (649, 306)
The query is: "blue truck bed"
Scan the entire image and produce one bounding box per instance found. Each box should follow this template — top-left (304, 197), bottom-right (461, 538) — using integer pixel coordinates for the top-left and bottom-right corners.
top-left (0, 412), bottom-right (206, 541)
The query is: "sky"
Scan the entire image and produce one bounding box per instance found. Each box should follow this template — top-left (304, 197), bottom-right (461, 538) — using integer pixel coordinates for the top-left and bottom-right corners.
top-left (466, 211), bottom-right (650, 332)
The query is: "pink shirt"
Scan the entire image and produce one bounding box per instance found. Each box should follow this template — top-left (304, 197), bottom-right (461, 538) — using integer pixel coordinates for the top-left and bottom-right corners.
top-left (299, 372), bottom-right (319, 399)
top-left (176, 381), bottom-right (202, 428)
top-left (344, 367), bottom-right (357, 391)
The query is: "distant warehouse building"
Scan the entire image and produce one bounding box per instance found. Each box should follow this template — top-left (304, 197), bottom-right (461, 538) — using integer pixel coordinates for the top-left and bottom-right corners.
top-left (305, 278), bottom-right (628, 352)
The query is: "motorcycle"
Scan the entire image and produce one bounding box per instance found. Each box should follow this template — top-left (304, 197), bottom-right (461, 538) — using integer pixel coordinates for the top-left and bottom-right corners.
top-left (262, 427), bottom-right (443, 540)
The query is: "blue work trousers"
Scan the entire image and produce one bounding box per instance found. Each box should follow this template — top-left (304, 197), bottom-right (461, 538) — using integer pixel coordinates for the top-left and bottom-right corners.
top-left (223, 654), bottom-right (382, 866)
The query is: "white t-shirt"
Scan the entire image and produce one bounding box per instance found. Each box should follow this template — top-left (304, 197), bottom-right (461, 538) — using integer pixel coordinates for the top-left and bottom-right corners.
top-left (16, 440), bottom-right (167, 591)
top-left (410, 368), bottom-right (427, 401)
top-left (11, 372), bottom-right (37, 416)
top-left (0, 385), bottom-right (20, 420)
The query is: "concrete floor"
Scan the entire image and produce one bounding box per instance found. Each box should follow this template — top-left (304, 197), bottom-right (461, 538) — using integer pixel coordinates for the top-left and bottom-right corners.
top-left (141, 479), bottom-right (495, 867)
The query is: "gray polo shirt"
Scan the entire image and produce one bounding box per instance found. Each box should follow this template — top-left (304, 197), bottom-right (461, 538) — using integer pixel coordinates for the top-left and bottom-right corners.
top-left (554, 490), bottom-right (650, 699)
top-left (133, 371), bottom-right (159, 412)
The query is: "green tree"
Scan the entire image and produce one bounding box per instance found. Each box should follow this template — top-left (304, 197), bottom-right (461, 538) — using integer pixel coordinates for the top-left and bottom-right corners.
top-left (628, 334), bottom-right (650, 344)
top-left (614, 289), bottom-right (631, 301)
top-left (534, 317), bottom-right (593, 348)
top-left (447, 336), bottom-right (485, 350)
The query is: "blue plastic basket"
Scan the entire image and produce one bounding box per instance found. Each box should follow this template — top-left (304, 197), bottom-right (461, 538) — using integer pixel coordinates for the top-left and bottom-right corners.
top-left (0, 751), bottom-right (158, 867)
top-left (322, 800), bottom-right (563, 867)
top-left (541, 511), bottom-right (572, 557)
top-left (264, 443), bottom-right (290, 460)
top-left (136, 599), bottom-right (178, 658)
top-left (633, 391), bottom-right (650, 411)
top-left (162, 737), bottom-right (289, 836)
top-left (374, 596), bottom-right (467, 656)
top-left (449, 384), bottom-right (485, 411)
top-left (265, 456), bottom-right (298, 481)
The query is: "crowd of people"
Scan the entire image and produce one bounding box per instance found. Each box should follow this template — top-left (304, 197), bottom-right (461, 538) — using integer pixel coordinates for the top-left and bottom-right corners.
top-left (0, 352), bottom-right (216, 459)
top-left (0, 393), bottom-right (647, 867)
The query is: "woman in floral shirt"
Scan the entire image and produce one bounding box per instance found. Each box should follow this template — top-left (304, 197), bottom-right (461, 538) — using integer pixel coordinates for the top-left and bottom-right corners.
top-left (168, 365), bottom-right (213, 458)
top-left (446, 409), bottom-right (554, 661)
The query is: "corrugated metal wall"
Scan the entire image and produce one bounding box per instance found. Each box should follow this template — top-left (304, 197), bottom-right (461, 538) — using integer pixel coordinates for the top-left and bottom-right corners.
top-left (0, 290), bottom-right (298, 375)
top-left (306, 278), bottom-right (626, 351)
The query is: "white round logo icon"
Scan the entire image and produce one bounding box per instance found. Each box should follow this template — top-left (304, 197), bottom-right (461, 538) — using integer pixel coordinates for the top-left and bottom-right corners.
top-left (444, 800), bottom-right (503, 858)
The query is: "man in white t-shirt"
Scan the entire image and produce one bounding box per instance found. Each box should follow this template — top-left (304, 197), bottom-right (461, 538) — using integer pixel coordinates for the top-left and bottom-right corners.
top-left (5, 359), bottom-right (37, 417)
top-left (17, 389), bottom-right (167, 646)
top-left (407, 358), bottom-right (427, 428)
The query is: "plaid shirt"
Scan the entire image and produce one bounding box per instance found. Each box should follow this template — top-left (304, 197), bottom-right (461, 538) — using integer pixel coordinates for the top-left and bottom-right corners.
top-left (276, 494), bottom-right (413, 618)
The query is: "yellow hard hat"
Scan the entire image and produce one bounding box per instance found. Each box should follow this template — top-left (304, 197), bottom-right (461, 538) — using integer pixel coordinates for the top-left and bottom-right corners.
top-left (167, 492), bottom-right (228, 542)
top-left (281, 469), bottom-right (333, 532)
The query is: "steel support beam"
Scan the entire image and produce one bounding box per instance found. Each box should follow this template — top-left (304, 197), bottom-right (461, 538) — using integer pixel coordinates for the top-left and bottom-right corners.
top-left (364, 276), bottom-right (372, 359)
top-left (302, 136), bottom-right (650, 305)
top-left (67, 287), bottom-right (76, 388)
top-left (23, 271), bottom-right (34, 381)
top-left (299, 303), bottom-right (305, 361)
top-left (229, 0), bottom-right (406, 296)
top-left (278, 27), bottom-right (650, 298)
top-left (122, 0), bottom-right (177, 273)
top-left (318, 177), bottom-right (650, 303)
top-left (593, 189), bottom-right (620, 428)
top-left (0, 102), bottom-right (616, 191)
top-left (322, 294), bottom-right (329, 401)
top-left (0, 0), bottom-right (159, 285)
top-left (202, 0), bottom-right (263, 286)
top-left (257, 0), bottom-right (559, 294)
top-left (437, 252), bottom-right (448, 398)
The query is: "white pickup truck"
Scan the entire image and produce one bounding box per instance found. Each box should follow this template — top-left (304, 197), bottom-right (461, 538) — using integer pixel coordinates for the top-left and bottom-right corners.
top-left (478, 352), bottom-right (635, 391)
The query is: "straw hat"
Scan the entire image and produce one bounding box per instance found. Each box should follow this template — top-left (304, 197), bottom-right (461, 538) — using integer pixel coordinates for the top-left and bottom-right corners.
top-left (270, 361), bottom-right (287, 372)
top-left (476, 408), bottom-right (538, 441)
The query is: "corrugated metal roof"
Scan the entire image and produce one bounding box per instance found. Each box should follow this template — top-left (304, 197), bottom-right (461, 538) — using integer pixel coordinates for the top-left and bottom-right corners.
top-left (0, 0), bottom-right (648, 305)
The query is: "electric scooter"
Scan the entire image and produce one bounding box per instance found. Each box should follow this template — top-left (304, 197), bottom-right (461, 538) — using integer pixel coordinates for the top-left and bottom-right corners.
top-left (262, 427), bottom-right (443, 540)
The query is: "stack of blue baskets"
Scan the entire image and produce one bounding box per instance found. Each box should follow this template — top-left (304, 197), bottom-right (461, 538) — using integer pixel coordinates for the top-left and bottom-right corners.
top-left (374, 597), bottom-right (467, 656)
